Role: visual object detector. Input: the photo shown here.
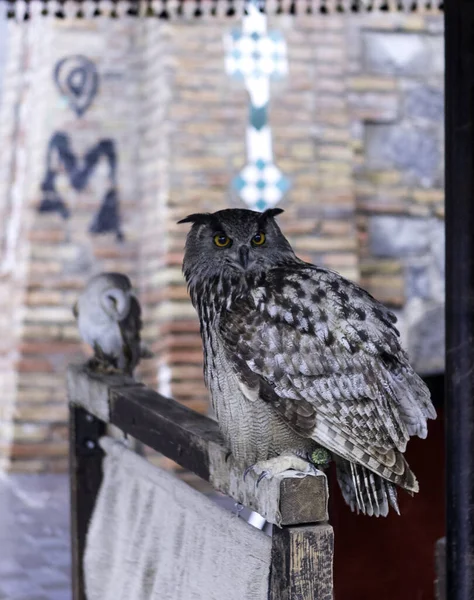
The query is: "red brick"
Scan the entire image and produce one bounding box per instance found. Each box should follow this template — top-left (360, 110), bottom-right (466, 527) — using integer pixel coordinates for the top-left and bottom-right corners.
top-left (17, 358), bottom-right (54, 374)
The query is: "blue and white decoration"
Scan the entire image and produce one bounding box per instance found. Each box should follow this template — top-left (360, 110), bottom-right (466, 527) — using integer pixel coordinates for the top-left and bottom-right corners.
top-left (224, 2), bottom-right (290, 212)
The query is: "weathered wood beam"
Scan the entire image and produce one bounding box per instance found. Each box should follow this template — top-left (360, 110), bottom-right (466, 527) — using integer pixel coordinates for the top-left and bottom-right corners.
top-left (67, 364), bottom-right (141, 422)
top-left (269, 523), bottom-right (334, 600)
top-left (67, 364), bottom-right (329, 527)
top-left (69, 404), bottom-right (106, 600)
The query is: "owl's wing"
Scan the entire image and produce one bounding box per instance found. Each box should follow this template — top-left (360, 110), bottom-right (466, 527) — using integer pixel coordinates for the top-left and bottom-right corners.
top-left (118, 295), bottom-right (142, 374)
top-left (219, 264), bottom-right (435, 487)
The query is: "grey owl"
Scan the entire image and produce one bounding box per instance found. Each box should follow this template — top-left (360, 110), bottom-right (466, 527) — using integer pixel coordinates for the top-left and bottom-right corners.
top-left (179, 208), bottom-right (436, 517)
top-left (74, 272), bottom-right (152, 376)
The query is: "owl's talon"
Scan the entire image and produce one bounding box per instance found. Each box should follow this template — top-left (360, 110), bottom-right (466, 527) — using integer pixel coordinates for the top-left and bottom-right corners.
top-left (242, 453), bottom-right (314, 486)
top-left (87, 357), bottom-right (122, 375)
top-left (224, 450), bottom-right (232, 463)
top-left (243, 465), bottom-right (269, 485)
top-left (243, 465), bottom-right (253, 481)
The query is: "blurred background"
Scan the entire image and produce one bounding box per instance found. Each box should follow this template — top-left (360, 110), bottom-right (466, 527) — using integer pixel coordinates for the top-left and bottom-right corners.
top-left (0, 1), bottom-right (444, 599)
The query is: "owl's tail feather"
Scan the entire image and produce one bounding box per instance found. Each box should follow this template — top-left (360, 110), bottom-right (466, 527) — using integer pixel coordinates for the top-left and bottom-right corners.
top-left (335, 458), bottom-right (400, 517)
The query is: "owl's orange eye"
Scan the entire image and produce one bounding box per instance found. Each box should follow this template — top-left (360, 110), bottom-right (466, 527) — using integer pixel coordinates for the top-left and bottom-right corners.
top-left (251, 232), bottom-right (266, 246)
top-left (213, 233), bottom-right (231, 248)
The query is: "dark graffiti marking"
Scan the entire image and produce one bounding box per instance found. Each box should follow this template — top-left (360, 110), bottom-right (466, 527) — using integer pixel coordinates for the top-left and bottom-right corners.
top-left (38, 132), bottom-right (123, 240)
top-left (54, 55), bottom-right (99, 118)
top-left (39, 55), bottom-right (123, 240)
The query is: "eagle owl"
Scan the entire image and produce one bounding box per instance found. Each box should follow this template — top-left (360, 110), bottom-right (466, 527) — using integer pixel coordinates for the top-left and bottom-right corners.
top-left (179, 208), bottom-right (436, 517)
top-left (74, 272), bottom-right (151, 376)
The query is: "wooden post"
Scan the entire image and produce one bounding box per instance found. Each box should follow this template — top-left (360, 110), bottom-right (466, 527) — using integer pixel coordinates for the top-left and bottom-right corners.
top-left (445, 1), bottom-right (474, 599)
top-left (69, 404), bottom-right (106, 600)
top-left (435, 537), bottom-right (446, 600)
top-left (67, 364), bottom-right (332, 597)
top-left (269, 523), bottom-right (334, 600)
top-left (67, 364), bottom-right (328, 527)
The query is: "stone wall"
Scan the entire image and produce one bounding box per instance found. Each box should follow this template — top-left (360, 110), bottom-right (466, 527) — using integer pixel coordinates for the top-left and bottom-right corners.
top-left (347, 12), bottom-right (444, 374)
top-left (0, 9), bottom-right (444, 472)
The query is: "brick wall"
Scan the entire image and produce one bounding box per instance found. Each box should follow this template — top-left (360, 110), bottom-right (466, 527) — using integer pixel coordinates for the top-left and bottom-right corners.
top-left (0, 9), bottom-right (443, 472)
top-left (134, 19), bottom-right (173, 396)
top-left (153, 13), bottom-right (359, 417)
top-left (0, 24), bottom-right (27, 472)
top-left (0, 18), bottom-right (144, 471)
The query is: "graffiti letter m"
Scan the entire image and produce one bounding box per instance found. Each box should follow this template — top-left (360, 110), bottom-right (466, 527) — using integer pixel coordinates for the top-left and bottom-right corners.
top-left (38, 131), bottom-right (123, 240)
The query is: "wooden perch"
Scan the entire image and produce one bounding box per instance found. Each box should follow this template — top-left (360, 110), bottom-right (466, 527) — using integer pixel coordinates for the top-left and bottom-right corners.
top-left (67, 363), bottom-right (329, 527)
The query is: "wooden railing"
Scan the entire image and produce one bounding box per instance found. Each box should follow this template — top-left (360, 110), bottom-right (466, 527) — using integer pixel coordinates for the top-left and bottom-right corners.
top-left (67, 364), bottom-right (333, 600)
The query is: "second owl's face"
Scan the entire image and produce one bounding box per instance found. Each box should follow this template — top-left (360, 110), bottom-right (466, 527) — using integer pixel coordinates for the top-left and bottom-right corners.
top-left (179, 208), bottom-right (296, 283)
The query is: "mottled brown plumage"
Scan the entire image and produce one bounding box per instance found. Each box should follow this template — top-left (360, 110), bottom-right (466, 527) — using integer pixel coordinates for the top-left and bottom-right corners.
top-left (179, 208), bottom-right (436, 516)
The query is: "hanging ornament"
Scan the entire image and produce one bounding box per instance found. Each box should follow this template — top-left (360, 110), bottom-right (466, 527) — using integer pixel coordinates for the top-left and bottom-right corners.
top-left (226, 0), bottom-right (235, 16)
top-left (127, 0), bottom-right (140, 16)
top-left (55, 0), bottom-right (66, 18)
top-left (145, 0), bottom-right (155, 16)
top-left (110, 0), bottom-right (119, 17)
top-left (6, 0), bottom-right (15, 18)
top-left (23, 0), bottom-right (31, 20)
top-left (0, 0), bottom-right (444, 20)
top-left (159, 0), bottom-right (169, 18)
top-left (76, 0), bottom-right (85, 18)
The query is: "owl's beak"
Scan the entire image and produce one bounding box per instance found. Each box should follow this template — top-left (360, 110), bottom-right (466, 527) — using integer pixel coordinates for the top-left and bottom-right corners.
top-left (238, 246), bottom-right (250, 270)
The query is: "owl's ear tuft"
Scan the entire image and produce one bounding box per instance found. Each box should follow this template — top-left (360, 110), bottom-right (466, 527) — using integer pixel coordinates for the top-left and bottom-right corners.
top-left (262, 208), bottom-right (284, 219)
top-left (177, 213), bottom-right (211, 225)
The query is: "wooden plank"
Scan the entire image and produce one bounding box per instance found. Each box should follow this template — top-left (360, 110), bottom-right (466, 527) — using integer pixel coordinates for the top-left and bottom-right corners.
top-left (66, 364), bottom-right (329, 526)
top-left (109, 385), bottom-right (328, 527)
top-left (69, 405), bottom-right (106, 600)
top-left (269, 523), bottom-right (334, 600)
top-left (111, 385), bottom-right (217, 479)
top-left (67, 364), bottom-right (142, 422)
